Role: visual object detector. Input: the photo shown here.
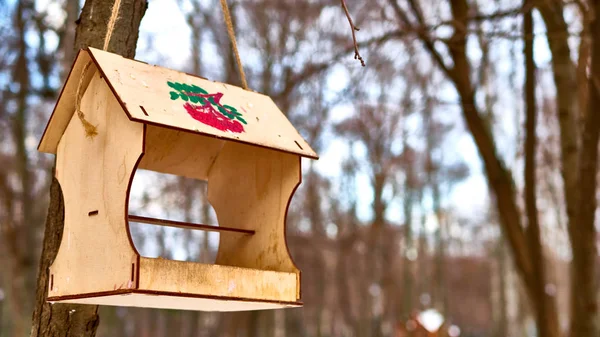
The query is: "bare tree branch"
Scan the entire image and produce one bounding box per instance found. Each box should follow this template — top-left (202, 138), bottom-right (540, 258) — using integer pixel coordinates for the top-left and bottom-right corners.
top-left (340, 0), bottom-right (365, 66)
top-left (387, 0), bottom-right (453, 78)
top-left (387, 0), bottom-right (540, 313)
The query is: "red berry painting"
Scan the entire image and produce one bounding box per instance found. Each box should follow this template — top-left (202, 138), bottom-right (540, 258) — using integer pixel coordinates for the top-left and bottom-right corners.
top-left (168, 81), bottom-right (247, 133)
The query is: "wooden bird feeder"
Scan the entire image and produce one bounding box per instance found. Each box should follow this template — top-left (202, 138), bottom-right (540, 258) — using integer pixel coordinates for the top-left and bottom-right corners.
top-left (38, 48), bottom-right (318, 312)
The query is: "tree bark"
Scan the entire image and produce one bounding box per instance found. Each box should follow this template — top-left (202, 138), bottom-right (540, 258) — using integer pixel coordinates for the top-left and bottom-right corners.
top-left (401, 188), bottom-right (414, 320)
top-left (30, 1), bottom-right (147, 336)
top-left (536, 1), bottom-right (600, 335)
top-left (570, 1), bottom-right (600, 334)
top-left (10, 2), bottom-right (36, 335)
top-left (535, 3), bottom-right (580, 234)
top-left (74, 0), bottom-right (147, 58)
top-left (29, 177), bottom-right (100, 337)
top-left (60, 0), bottom-right (80, 73)
top-left (523, 5), bottom-right (560, 335)
top-left (494, 240), bottom-right (508, 337)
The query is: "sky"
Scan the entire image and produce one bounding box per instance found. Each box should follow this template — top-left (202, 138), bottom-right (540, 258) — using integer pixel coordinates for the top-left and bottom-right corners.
top-left (30, 0), bottom-right (572, 259)
top-left (137, 0), bottom-right (546, 224)
top-left (132, 0), bottom-right (496, 260)
top-left (132, 0), bottom-right (531, 239)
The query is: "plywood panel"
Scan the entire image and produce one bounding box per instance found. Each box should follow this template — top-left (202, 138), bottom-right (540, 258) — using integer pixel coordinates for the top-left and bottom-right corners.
top-left (138, 257), bottom-right (297, 302)
top-left (208, 143), bottom-right (301, 279)
top-left (87, 47), bottom-right (317, 159)
top-left (38, 50), bottom-right (94, 153)
top-left (139, 125), bottom-right (224, 181)
top-left (50, 72), bottom-right (144, 297)
top-left (51, 293), bottom-right (301, 312)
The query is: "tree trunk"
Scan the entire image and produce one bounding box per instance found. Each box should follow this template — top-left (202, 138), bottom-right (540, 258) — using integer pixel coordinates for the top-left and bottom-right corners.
top-left (523, 5), bottom-right (561, 336)
top-left (494, 240), bottom-right (508, 337)
top-left (570, 0), bottom-right (600, 334)
top-left (536, 1), bottom-right (600, 335)
top-left (29, 1), bottom-right (147, 336)
top-left (387, 0), bottom-right (562, 335)
top-left (61, 0), bottom-right (80, 73)
top-left (401, 189), bottom-right (414, 320)
top-left (10, 2), bottom-right (36, 335)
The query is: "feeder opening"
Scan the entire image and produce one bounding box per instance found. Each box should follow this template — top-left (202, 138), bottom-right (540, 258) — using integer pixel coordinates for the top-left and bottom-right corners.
top-left (128, 170), bottom-right (225, 263)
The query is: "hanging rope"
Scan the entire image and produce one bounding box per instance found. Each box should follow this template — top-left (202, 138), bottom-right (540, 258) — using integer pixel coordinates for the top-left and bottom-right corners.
top-left (75, 62), bottom-right (98, 138)
top-left (76, 0), bottom-right (123, 137)
top-left (219, 0), bottom-right (249, 90)
top-left (103, 0), bottom-right (123, 51)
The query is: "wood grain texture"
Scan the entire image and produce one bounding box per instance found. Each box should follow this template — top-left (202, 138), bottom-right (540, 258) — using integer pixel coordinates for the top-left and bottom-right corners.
top-left (139, 125), bottom-right (224, 180)
top-left (208, 142), bottom-right (301, 298)
top-left (44, 53), bottom-right (309, 310)
top-left (31, 1), bottom-right (148, 335)
top-left (52, 293), bottom-right (300, 312)
top-left (90, 46), bottom-right (316, 158)
top-left (38, 50), bottom-right (93, 153)
top-left (38, 48), bottom-right (317, 159)
top-left (138, 257), bottom-right (298, 302)
top-left (50, 71), bottom-right (144, 297)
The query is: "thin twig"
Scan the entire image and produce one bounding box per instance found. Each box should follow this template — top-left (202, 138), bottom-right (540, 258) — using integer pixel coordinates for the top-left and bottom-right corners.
top-left (340, 0), bottom-right (365, 66)
top-left (389, 0), bottom-right (453, 78)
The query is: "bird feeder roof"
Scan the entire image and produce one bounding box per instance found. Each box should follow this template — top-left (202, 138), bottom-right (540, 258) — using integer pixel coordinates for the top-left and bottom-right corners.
top-left (38, 47), bottom-right (318, 159)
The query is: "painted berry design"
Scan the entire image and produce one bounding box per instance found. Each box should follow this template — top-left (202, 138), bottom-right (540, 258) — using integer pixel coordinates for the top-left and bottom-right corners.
top-left (168, 81), bottom-right (247, 133)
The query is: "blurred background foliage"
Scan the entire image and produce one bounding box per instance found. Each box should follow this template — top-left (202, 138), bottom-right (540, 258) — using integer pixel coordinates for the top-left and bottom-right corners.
top-left (0, 0), bottom-right (595, 336)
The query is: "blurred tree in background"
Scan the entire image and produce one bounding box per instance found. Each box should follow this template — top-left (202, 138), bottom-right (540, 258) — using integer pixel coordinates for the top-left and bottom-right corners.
top-left (0, 0), bottom-right (598, 337)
